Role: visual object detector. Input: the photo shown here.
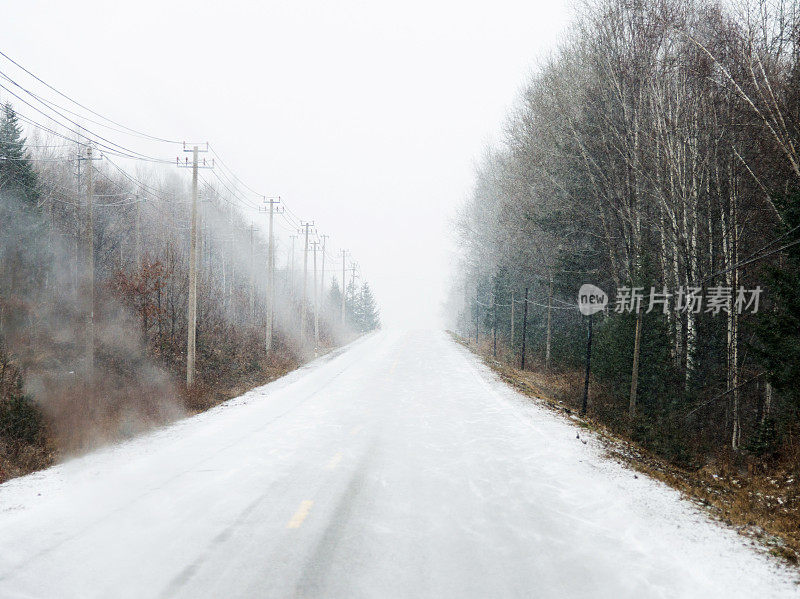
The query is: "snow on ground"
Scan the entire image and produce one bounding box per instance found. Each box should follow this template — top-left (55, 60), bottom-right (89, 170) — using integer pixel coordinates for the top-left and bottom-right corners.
top-left (0, 329), bottom-right (797, 598)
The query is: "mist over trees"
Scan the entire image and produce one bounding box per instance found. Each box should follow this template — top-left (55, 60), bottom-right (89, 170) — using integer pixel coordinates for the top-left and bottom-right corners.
top-left (0, 92), bottom-right (379, 480)
top-left (448, 0), bottom-right (800, 465)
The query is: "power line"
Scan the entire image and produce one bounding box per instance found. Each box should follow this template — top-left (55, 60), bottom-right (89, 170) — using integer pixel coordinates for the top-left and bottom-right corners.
top-left (103, 155), bottom-right (174, 204)
top-left (12, 107), bottom-right (171, 165)
top-left (0, 49), bottom-right (184, 144)
top-left (207, 144), bottom-right (267, 199)
top-left (204, 170), bottom-right (259, 212)
top-left (0, 70), bottom-right (178, 146)
top-left (0, 77), bottom-right (172, 164)
top-left (0, 51), bottom-right (360, 289)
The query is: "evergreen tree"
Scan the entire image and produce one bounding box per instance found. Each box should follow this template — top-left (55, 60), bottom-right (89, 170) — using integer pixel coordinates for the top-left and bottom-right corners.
top-left (326, 278), bottom-right (343, 318)
top-left (345, 278), bottom-right (360, 330)
top-left (0, 103), bottom-right (48, 300)
top-left (343, 280), bottom-right (380, 332)
top-left (756, 191), bottom-right (800, 407)
top-left (0, 103), bottom-right (39, 206)
top-left (359, 282), bottom-right (380, 331)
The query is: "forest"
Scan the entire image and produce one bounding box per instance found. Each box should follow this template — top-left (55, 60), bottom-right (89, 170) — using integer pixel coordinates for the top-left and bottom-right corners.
top-left (0, 97), bottom-right (380, 482)
top-left (449, 0), bottom-right (800, 471)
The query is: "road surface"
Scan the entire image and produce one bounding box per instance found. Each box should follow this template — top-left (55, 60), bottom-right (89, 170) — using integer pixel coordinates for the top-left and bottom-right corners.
top-left (0, 330), bottom-right (796, 598)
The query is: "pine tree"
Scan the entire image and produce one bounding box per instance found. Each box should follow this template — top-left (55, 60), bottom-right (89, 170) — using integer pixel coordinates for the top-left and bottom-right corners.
top-left (0, 103), bottom-right (39, 206)
top-left (359, 282), bottom-right (380, 331)
top-left (327, 278), bottom-right (342, 315)
top-left (345, 278), bottom-right (360, 330)
top-left (342, 280), bottom-right (380, 332)
top-left (756, 191), bottom-right (800, 407)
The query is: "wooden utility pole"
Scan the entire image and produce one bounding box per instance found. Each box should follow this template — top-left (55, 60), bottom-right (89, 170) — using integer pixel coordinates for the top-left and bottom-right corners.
top-left (492, 293), bottom-right (497, 357)
top-left (46, 197), bottom-right (55, 302)
top-left (299, 221), bottom-right (314, 342)
top-left (289, 234), bottom-right (298, 295)
top-left (346, 262), bottom-right (359, 328)
top-left (284, 245), bottom-right (290, 292)
top-left (73, 238), bottom-right (79, 301)
top-left (463, 282), bottom-right (469, 339)
top-left (581, 313), bottom-right (593, 416)
top-left (475, 289), bottom-right (479, 344)
top-left (134, 193), bottom-right (141, 273)
top-left (546, 274), bottom-right (553, 370)
top-left (263, 197), bottom-right (280, 352)
top-left (510, 290), bottom-right (515, 349)
top-left (347, 263), bottom-right (359, 295)
top-left (187, 145), bottom-right (199, 386)
top-left (341, 249), bottom-right (347, 325)
top-left (85, 146), bottom-right (95, 378)
top-left (319, 234), bottom-right (329, 312)
top-left (311, 240), bottom-right (320, 351)
top-left (197, 185), bottom-right (204, 272)
top-left (520, 287), bottom-right (528, 370)
top-left (179, 143), bottom-right (210, 386)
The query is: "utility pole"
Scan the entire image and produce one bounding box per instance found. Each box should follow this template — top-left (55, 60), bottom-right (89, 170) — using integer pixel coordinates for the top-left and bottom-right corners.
top-left (134, 193), bottom-right (141, 273)
top-left (347, 263), bottom-right (359, 293)
top-left (178, 143), bottom-right (211, 386)
top-left (187, 146), bottom-right (199, 386)
top-left (475, 289), bottom-right (479, 345)
top-left (261, 197), bottom-right (280, 352)
top-left (546, 274), bottom-right (553, 370)
top-left (285, 246), bottom-right (291, 292)
top-left (510, 290), bottom-right (515, 351)
top-left (348, 262), bottom-right (359, 329)
top-left (85, 146), bottom-right (95, 378)
top-left (341, 249), bottom-right (347, 325)
top-left (47, 196), bottom-right (55, 302)
top-left (581, 313), bottom-right (593, 417)
top-left (289, 234), bottom-right (298, 295)
top-left (462, 282), bottom-right (469, 338)
top-left (299, 221), bottom-right (314, 343)
top-left (345, 261), bottom-right (359, 329)
top-left (319, 234), bottom-right (329, 313)
top-left (72, 151), bottom-right (82, 301)
top-left (492, 292), bottom-right (497, 357)
top-left (311, 240), bottom-right (319, 351)
top-left (521, 287), bottom-right (529, 370)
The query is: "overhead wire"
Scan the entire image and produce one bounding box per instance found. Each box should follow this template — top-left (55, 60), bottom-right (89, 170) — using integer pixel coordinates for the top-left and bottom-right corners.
top-left (0, 49), bottom-right (184, 144)
top-left (0, 77), bottom-right (172, 164)
top-left (0, 70), bottom-right (179, 146)
top-left (12, 107), bottom-right (171, 164)
top-left (207, 144), bottom-right (268, 199)
top-left (1, 51), bottom-right (357, 274)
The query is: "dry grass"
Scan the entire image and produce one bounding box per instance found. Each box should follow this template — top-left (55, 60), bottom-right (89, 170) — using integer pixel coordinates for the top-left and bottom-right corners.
top-left (0, 440), bottom-right (54, 483)
top-left (452, 332), bottom-right (800, 567)
top-left (183, 353), bottom-right (299, 414)
top-left (0, 348), bottom-right (306, 484)
top-left (608, 442), bottom-right (800, 564)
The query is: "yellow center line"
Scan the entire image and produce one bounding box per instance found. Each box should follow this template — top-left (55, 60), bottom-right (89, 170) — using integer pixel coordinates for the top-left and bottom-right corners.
top-left (287, 500), bottom-right (314, 529)
top-left (350, 425), bottom-right (363, 436)
top-left (326, 453), bottom-right (343, 469)
top-left (390, 359), bottom-right (399, 374)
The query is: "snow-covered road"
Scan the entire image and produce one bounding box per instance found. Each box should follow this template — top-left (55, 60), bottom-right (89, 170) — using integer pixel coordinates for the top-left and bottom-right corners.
top-left (0, 330), bottom-right (796, 598)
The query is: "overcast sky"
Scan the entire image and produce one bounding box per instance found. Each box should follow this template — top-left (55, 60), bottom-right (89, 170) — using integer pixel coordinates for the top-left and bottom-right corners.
top-left (2, 0), bottom-right (571, 327)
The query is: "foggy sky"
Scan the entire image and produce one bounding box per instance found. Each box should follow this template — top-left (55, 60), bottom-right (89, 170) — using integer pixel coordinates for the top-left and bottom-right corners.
top-left (1, 0), bottom-right (570, 327)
